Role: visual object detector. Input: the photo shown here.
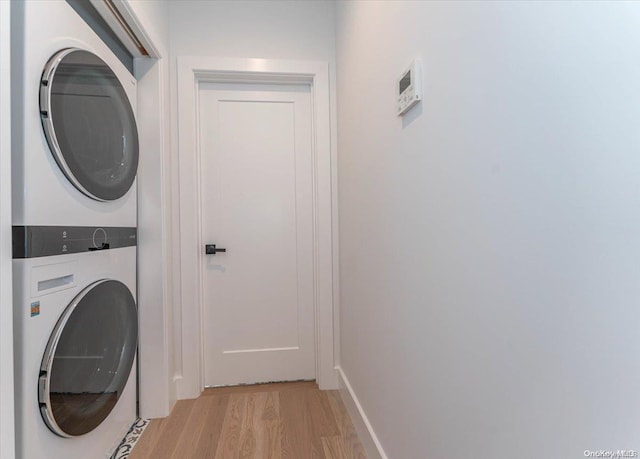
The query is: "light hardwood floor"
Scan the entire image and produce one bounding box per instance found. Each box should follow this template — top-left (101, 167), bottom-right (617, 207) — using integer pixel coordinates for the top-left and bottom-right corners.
top-left (129, 381), bottom-right (367, 459)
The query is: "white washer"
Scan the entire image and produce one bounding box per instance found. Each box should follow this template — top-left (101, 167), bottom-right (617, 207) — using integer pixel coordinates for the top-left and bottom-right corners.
top-left (12, 0), bottom-right (138, 227)
top-left (13, 236), bottom-right (137, 459)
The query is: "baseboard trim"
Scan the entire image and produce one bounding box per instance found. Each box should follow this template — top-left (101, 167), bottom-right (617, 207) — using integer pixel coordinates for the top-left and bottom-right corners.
top-left (336, 367), bottom-right (388, 459)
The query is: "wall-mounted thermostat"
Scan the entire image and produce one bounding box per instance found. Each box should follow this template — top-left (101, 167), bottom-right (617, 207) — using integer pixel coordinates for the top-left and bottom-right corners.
top-left (397, 59), bottom-right (422, 116)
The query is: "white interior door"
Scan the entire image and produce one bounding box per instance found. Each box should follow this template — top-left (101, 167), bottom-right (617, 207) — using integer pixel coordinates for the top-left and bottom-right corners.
top-left (199, 82), bottom-right (315, 387)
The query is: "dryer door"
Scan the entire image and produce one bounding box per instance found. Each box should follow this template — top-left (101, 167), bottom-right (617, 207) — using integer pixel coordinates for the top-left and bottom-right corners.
top-left (40, 48), bottom-right (139, 201)
top-left (39, 279), bottom-right (138, 437)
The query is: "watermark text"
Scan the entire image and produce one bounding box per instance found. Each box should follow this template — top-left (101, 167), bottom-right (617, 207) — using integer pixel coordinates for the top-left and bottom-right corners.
top-left (584, 451), bottom-right (638, 458)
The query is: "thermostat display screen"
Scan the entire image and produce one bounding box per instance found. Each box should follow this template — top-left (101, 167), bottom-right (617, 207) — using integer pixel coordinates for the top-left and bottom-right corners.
top-left (397, 59), bottom-right (422, 116)
top-left (399, 72), bottom-right (411, 94)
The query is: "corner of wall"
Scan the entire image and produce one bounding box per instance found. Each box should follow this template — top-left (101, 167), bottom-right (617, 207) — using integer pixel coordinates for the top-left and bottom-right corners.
top-left (0, 1), bottom-right (16, 458)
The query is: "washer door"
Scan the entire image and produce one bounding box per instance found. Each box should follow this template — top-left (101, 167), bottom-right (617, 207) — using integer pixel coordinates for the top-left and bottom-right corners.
top-left (39, 279), bottom-right (138, 437)
top-left (40, 48), bottom-right (139, 201)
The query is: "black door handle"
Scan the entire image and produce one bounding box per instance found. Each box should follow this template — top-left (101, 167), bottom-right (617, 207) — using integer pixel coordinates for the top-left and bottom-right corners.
top-left (205, 244), bottom-right (227, 255)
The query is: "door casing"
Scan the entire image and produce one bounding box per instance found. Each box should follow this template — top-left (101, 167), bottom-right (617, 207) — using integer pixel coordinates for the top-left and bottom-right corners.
top-left (176, 56), bottom-right (338, 399)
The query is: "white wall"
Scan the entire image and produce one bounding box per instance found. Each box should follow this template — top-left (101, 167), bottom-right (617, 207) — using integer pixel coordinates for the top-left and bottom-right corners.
top-left (0, 2), bottom-right (15, 458)
top-left (168, 0), bottom-right (339, 397)
top-left (126, 0), bottom-right (176, 418)
top-left (169, 0), bottom-right (336, 61)
top-left (336, 2), bottom-right (640, 458)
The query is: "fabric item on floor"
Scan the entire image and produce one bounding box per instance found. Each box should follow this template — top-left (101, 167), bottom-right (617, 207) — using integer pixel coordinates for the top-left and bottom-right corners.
top-left (111, 418), bottom-right (150, 459)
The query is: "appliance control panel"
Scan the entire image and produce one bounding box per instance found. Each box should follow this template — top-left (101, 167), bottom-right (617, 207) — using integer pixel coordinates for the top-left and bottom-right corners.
top-left (12, 226), bottom-right (137, 259)
top-left (397, 59), bottom-right (423, 116)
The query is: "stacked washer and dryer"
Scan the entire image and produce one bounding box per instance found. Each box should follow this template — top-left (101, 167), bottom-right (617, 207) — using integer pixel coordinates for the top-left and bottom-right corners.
top-left (12, 1), bottom-right (140, 458)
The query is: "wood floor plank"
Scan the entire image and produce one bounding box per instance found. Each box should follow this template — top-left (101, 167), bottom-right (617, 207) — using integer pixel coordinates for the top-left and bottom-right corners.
top-left (147, 399), bottom-right (196, 459)
top-left (238, 392), bottom-right (267, 458)
top-left (304, 389), bottom-right (339, 458)
top-left (280, 386), bottom-right (323, 459)
top-left (214, 393), bottom-right (248, 459)
top-left (262, 391), bottom-right (279, 421)
top-left (192, 394), bottom-right (230, 459)
top-left (237, 394), bottom-right (257, 458)
top-left (262, 392), bottom-right (281, 458)
top-left (170, 394), bottom-right (217, 458)
top-left (307, 389), bottom-right (340, 437)
top-left (263, 419), bottom-right (282, 459)
top-left (327, 391), bottom-right (367, 459)
top-left (322, 436), bottom-right (350, 459)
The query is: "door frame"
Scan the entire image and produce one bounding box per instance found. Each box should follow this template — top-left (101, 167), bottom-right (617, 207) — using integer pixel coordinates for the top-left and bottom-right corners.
top-left (176, 56), bottom-right (338, 399)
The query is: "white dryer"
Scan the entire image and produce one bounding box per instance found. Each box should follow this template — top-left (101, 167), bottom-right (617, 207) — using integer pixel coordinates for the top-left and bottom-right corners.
top-left (13, 229), bottom-right (137, 459)
top-left (12, 0), bottom-right (138, 227)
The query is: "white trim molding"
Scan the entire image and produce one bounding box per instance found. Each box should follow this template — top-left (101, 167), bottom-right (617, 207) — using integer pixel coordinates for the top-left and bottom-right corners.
top-left (336, 367), bottom-right (388, 459)
top-left (89, 0), bottom-right (161, 59)
top-left (118, 0), bottom-right (175, 419)
top-left (135, 53), bottom-right (175, 419)
top-left (176, 56), bottom-right (338, 399)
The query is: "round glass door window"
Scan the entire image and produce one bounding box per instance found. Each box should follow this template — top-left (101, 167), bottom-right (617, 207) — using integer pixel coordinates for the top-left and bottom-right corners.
top-left (39, 279), bottom-right (138, 437)
top-left (40, 48), bottom-right (139, 201)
